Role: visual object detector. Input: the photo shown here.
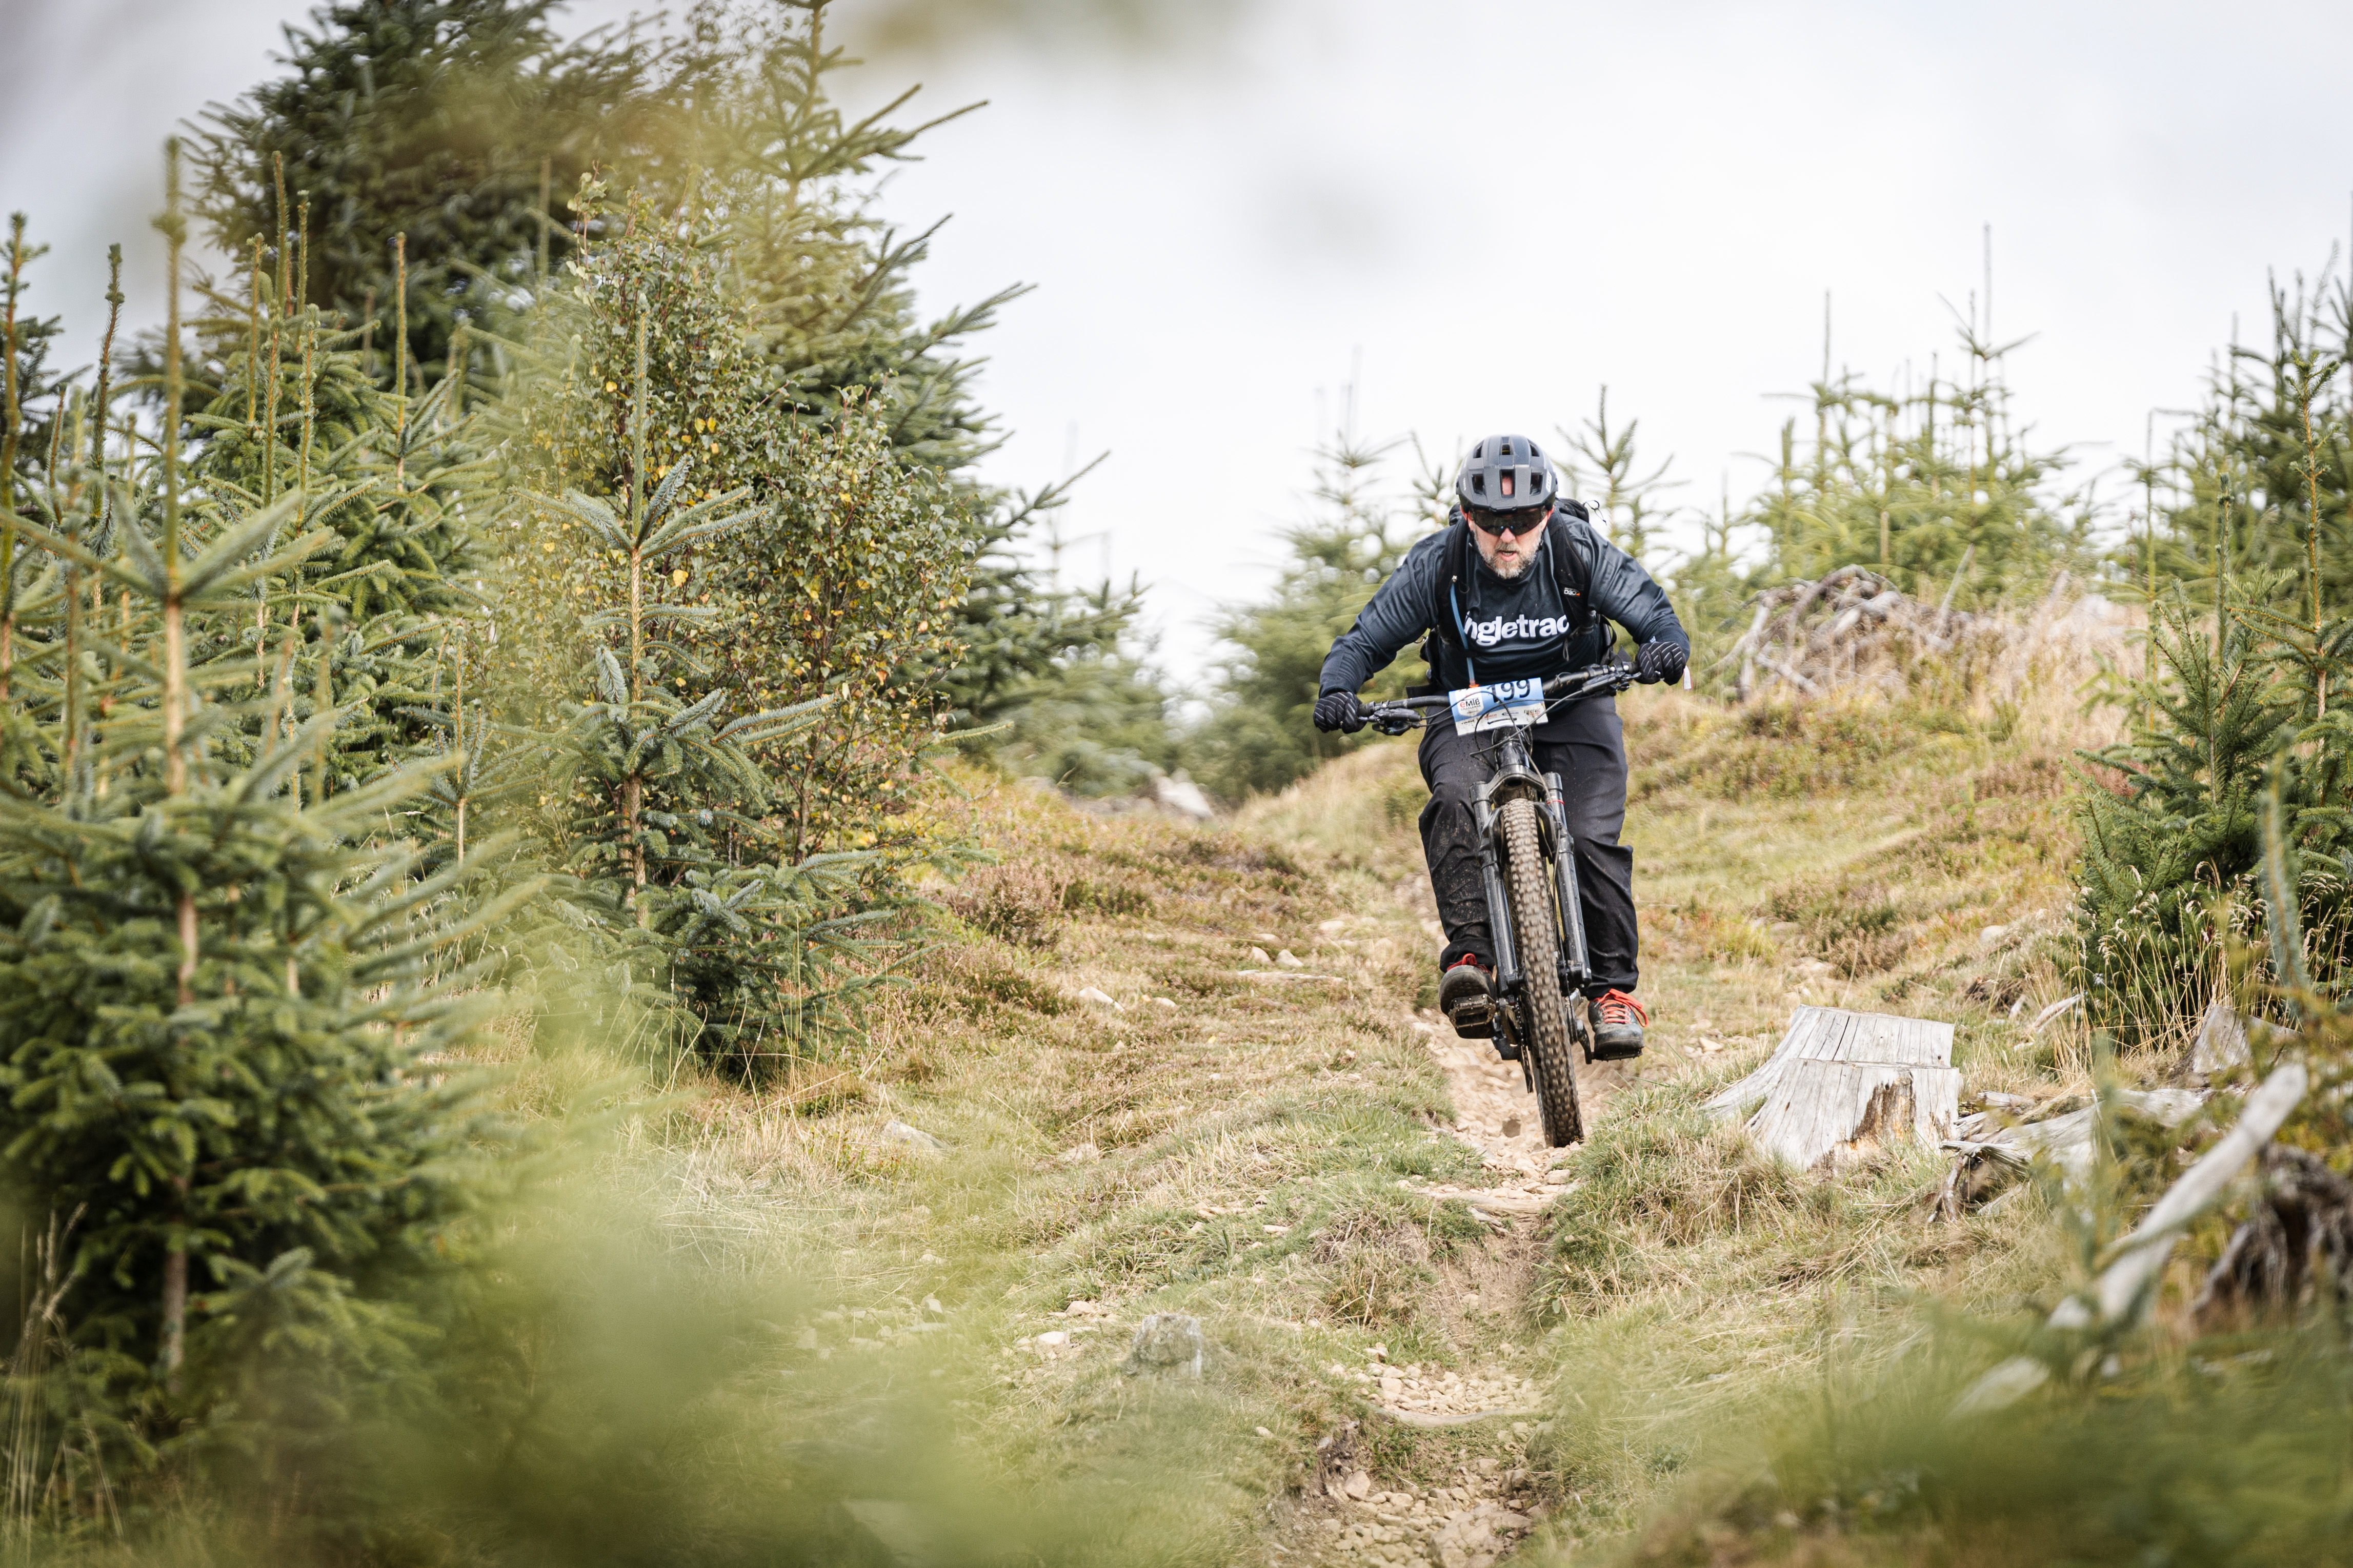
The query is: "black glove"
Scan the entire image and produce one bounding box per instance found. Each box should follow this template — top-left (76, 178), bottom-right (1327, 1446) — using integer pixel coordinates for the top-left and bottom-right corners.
top-left (1313, 689), bottom-right (1368, 734)
top-left (1635, 639), bottom-right (1687, 686)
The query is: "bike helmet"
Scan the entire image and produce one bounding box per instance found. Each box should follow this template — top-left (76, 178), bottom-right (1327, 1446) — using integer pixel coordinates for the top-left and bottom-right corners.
top-left (1455, 434), bottom-right (1558, 513)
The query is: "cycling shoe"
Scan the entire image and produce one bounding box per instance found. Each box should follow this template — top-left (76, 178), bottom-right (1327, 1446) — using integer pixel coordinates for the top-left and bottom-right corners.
top-left (1439, 956), bottom-right (1494, 1040)
top-left (1588, 989), bottom-right (1648, 1060)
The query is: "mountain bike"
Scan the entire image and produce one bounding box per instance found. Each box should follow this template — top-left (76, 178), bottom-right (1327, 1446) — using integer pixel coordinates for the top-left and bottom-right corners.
top-left (1363, 661), bottom-right (1638, 1148)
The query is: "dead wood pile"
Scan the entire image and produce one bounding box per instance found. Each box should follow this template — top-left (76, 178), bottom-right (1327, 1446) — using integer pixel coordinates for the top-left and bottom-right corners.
top-left (1716, 565), bottom-right (2008, 701)
top-left (2197, 1145), bottom-right (2353, 1319)
top-left (1712, 565), bottom-right (2131, 703)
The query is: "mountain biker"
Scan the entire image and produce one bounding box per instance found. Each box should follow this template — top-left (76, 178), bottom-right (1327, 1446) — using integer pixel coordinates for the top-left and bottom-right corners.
top-left (1312, 435), bottom-right (1688, 1059)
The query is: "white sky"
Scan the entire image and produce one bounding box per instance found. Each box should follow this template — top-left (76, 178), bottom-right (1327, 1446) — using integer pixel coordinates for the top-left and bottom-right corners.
top-left (6, 0), bottom-right (2352, 681)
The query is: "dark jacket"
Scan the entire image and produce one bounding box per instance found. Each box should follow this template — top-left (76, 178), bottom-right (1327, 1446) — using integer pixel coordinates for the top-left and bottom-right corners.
top-left (1317, 505), bottom-right (1688, 697)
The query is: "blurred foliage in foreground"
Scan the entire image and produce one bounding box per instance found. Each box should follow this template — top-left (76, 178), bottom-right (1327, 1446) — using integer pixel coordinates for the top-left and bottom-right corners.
top-left (0, 0), bottom-right (1094, 1534)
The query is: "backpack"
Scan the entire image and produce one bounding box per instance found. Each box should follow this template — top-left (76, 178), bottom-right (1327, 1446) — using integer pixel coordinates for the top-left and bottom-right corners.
top-left (1415, 500), bottom-right (1606, 691)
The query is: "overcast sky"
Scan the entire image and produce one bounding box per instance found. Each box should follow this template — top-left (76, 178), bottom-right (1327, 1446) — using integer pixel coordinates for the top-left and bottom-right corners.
top-left (6, 0), bottom-right (2351, 680)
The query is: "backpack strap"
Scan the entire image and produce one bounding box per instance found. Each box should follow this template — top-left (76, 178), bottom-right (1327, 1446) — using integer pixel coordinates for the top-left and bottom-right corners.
top-left (1426, 513), bottom-right (1473, 653)
top-left (1548, 500), bottom-right (1597, 638)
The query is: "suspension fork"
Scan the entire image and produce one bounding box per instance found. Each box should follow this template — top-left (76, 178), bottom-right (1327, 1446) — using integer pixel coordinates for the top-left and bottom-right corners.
top-left (1545, 771), bottom-right (1593, 994)
top-left (1471, 795), bottom-right (1521, 992)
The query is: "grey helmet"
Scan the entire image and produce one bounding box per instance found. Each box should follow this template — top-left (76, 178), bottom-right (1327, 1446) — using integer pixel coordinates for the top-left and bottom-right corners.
top-left (1455, 434), bottom-right (1558, 513)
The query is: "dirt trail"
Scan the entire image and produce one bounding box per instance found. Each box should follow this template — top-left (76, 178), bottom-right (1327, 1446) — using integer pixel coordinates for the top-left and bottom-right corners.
top-left (1286, 1018), bottom-right (1636, 1567)
top-left (1409, 1009), bottom-right (1638, 1209)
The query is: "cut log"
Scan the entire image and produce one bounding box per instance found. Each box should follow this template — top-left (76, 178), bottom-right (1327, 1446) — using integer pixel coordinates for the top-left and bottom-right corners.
top-left (1704, 1006), bottom-right (1960, 1173)
top-left (2177, 996), bottom-right (2303, 1087)
top-left (2188, 997), bottom-right (2253, 1078)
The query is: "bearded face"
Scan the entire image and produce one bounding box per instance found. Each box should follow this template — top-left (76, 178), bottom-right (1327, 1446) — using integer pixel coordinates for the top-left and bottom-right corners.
top-left (1470, 509), bottom-right (1544, 579)
top-left (1481, 542), bottom-right (1536, 580)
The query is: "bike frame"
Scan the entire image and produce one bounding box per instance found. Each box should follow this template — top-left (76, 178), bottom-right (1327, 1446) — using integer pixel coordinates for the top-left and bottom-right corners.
top-left (1364, 663), bottom-right (1635, 1059)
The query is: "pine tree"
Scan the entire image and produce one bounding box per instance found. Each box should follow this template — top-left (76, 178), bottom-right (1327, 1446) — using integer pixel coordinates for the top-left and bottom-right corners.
top-left (638, 3), bottom-right (1130, 760)
top-left (499, 192), bottom-right (941, 1074)
top-left (194, 0), bottom-right (1143, 792)
top-left (2, 216), bottom-right (72, 700)
top-left (2, 217), bottom-right (67, 512)
top-left (979, 578), bottom-right (1180, 796)
top-left (2077, 589), bottom-right (2353, 1045)
top-left (1194, 427), bottom-right (1436, 801)
top-left (191, 0), bottom-right (671, 376)
top-left (1739, 321), bottom-right (2098, 605)
top-left (2147, 271), bottom-right (2350, 621)
top-left (0, 150), bottom-right (507, 1501)
top-left (167, 217), bottom-right (504, 821)
top-left (1559, 385), bottom-right (1681, 562)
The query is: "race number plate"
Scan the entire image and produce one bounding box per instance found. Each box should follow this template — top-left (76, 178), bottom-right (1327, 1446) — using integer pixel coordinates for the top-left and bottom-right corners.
top-left (1448, 679), bottom-right (1544, 733)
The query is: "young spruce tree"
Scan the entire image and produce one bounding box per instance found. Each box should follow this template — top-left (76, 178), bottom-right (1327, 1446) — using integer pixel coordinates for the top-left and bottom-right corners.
top-left (0, 155), bottom-right (507, 1504)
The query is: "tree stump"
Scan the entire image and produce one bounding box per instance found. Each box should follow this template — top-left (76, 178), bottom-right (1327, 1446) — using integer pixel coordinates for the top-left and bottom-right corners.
top-left (1703, 1006), bottom-right (1960, 1173)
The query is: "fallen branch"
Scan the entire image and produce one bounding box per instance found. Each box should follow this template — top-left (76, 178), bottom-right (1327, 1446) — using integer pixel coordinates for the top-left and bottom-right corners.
top-left (1950, 1061), bottom-right (2309, 1416)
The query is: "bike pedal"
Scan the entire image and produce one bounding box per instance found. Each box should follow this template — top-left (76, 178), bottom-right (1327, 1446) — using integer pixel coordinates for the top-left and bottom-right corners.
top-left (1590, 1040), bottom-right (1644, 1063)
top-left (1446, 999), bottom-right (1494, 1040)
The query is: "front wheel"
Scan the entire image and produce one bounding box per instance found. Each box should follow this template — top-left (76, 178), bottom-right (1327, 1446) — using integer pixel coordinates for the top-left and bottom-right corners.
top-left (1498, 798), bottom-right (1583, 1147)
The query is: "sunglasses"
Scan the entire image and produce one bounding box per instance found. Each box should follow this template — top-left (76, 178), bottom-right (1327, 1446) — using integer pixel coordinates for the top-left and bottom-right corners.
top-left (1465, 504), bottom-right (1552, 538)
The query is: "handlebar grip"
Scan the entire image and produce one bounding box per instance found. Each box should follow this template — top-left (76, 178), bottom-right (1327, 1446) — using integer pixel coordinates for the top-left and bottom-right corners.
top-left (1544, 663), bottom-right (1639, 700)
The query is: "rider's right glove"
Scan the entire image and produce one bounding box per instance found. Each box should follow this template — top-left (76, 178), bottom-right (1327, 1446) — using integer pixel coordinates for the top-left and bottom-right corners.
top-left (1313, 689), bottom-right (1369, 734)
top-left (1636, 639), bottom-right (1688, 686)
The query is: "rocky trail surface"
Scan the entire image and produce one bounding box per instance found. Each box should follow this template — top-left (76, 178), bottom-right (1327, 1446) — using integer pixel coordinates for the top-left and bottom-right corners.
top-left (1278, 1010), bottom-right (1646, 1567)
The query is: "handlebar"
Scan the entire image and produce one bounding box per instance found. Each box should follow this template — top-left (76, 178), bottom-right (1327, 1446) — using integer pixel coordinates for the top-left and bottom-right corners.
top-left (1359, 662), bottom-right (1638, 735)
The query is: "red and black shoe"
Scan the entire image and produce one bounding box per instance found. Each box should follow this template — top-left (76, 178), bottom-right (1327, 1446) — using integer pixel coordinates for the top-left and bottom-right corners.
top-left (1588, 989), bottom-right (1648, 1060)
top-left (1438, 955), bottom-right (1496, 1043)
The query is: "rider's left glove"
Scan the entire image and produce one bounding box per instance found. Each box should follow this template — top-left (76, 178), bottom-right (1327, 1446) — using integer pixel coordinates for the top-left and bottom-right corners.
top-left (1636, 639), bottom-right (1688, 686)
top-left (1314, 689), bottom-right (1369, 734)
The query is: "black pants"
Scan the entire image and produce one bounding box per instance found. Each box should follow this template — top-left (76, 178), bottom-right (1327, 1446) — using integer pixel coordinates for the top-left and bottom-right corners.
top-left (1418, 696), bottom-right (1638, 996)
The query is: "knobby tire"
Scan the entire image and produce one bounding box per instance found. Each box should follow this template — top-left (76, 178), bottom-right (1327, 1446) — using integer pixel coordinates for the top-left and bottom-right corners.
top-left (1498, 798), bottom-right (1583, 1147)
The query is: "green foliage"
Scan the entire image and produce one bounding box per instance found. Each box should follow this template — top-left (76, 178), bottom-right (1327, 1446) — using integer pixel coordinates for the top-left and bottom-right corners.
top-left (2076, 589), bottom-right (2353, 1046)
top-left (499, 195), bottom-right (951, 1074)
top-left (193, 0), bottom-right (1132, 808)
top-left (1645, 1327), bottom-right (2353, 1565)
top-left (978, 580), bottom-right (1181, 796)
top-left (0, 3), bottom-right (1199, 1545)
top-left (2139, 270), bottom-right (2351, 617)
top-left (652, 4), bottom-right (1006, 478)
top-left (703, 398), bottom-right (969, 849)
top-left (646, 4), bottom-right (1152, 776)
top-left (1741, 324), bottom-right (2099, 604)
top-left (187, 276), bottom-right (490, 623)
top-left (2, 216), bottom-right (67, 519)
top-left (1193, 430), bottom-right (1439, 802)
top-left (0, 160), bottom-right (502, 1507)
top-left (161, 245), bottom-right (506, 822)
top-left (1558, 384), bottom-right (1681, 562)
top-left (1617, 320), bottom-right (2109, 701)
top-left (191, 0), bottom-right (672, 374)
